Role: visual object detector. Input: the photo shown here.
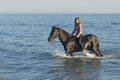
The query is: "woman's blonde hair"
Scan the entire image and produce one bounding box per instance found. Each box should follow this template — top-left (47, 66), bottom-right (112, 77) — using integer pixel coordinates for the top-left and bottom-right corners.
top-left (74, 17), bottom-right (81, 26)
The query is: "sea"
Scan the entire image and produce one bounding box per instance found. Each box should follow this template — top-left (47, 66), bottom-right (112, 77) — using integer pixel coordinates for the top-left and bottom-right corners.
top-left (0, 13), bottom-right (120, 80)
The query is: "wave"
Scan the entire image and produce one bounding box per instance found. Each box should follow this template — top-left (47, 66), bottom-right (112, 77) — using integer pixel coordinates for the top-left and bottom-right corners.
top-left (110, 22), bottom-right (120, 25)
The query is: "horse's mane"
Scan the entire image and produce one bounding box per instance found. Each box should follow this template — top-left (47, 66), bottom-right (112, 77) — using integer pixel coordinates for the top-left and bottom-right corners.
top-left (56, 27), bottom-right (69, 35)
top-left (55, 27), bottom-right (75, 42)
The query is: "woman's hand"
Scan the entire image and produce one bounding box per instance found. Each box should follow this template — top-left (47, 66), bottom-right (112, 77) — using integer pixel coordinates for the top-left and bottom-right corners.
top-left (76, 35), bottom-right (80, 38)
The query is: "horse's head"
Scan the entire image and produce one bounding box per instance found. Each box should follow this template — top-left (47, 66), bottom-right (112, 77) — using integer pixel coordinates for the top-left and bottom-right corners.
top-left (48, 26), bottom-right (59, 42)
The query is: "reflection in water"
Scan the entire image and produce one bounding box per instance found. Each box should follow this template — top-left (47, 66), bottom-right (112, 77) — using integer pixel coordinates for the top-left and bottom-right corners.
top-left (52, 58), bottom-right (101, 80)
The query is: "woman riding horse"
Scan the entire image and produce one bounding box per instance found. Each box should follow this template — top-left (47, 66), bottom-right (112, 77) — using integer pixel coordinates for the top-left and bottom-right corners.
top-left (48, 26), bottom-right (103, 57)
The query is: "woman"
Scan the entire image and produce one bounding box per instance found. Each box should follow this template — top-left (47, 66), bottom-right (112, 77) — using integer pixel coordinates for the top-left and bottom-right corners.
top-left (71, 17), bottom-right (83, 39)
top-left (71, 17), bottom-right (86, 55)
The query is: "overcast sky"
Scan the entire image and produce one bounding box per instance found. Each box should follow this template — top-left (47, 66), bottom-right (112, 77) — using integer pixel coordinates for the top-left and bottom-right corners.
top-left (0, 0), bottom-right (120, 13)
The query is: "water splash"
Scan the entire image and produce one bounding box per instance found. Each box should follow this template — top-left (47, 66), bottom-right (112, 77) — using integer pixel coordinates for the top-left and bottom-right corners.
top-left (51, 50), bottom-right (116, 59)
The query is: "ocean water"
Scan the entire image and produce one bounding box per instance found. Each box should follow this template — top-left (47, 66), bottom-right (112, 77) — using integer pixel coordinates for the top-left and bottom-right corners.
top-left (0, 14), bottom-right (120, 80)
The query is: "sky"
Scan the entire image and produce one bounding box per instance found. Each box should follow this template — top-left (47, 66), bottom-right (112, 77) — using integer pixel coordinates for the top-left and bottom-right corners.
top-left (0, 0), bottom-right (120, 13)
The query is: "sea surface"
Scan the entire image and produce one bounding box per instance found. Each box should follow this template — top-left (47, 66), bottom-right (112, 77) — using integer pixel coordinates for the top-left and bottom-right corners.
top-left (0, 14), bottom-right (120, 80)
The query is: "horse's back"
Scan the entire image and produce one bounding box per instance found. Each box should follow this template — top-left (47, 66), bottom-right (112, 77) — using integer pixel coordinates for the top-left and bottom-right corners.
top-left (80, 34), bottom-right (99, 48)
top-left (82, 34), bottom-right (99, 42)
top-left (84, 34), bottom-right (98, 39)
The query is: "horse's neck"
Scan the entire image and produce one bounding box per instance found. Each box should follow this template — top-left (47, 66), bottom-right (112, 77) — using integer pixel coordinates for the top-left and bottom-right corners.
top-left (58, 29), bottom-right (70, 43)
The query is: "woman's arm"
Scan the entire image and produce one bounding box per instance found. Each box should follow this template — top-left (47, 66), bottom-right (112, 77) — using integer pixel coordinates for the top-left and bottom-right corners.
top-left (71, 27), bottom-right (75, 35)
top-left (79, 24), bottom-right (82, 34)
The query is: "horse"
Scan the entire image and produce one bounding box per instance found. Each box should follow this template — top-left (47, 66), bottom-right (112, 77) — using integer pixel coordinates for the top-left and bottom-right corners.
top-left (48, 26), bottom-right (103, 57)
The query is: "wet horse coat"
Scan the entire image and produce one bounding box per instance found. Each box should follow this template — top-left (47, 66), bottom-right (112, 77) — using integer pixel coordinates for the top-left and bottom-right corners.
top-left (48, 26), bottom-right (103, 56)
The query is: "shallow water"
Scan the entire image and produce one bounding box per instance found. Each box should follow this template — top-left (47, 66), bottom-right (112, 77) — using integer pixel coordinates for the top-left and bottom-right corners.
top-left (0, 14), bottom-right (120, 80)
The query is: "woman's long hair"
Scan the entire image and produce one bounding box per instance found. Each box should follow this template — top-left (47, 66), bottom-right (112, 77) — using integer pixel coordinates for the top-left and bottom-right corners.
top-left (74, 17), bottom-right (81, 26)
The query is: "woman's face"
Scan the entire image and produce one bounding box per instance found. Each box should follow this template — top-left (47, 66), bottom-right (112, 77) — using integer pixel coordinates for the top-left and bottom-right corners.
top-left (75, 19), bottom-right (79, 24)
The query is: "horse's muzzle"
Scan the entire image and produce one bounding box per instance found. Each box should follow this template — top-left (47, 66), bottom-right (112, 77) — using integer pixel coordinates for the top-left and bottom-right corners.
top-left (48, 37), bottom-right (53, 42)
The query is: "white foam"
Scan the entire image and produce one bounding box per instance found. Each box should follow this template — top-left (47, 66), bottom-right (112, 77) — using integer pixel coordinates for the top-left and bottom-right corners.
top-left (83, 52), bottom-right (96, 58)
top-left (52, 50), bottom-right (73, 58)
top-left (51, 50), bottom-right (115, 59)
top-left (53, 50), bottom-right (66, 57)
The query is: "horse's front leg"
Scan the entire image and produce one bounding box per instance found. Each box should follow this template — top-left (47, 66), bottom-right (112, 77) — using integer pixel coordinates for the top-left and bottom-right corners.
top-left (65, 41), bottom-right (74, 56)
top-left (65, 50), bottom-right (74, 56)
top-left (65, 50), bottom-right (70, 56)
top-left (65, 51), bottom-right (68, 56)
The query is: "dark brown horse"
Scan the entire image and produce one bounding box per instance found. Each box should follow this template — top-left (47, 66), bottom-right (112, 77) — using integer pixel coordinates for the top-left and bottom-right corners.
top-left (48, 26), bottom-right (103, 57)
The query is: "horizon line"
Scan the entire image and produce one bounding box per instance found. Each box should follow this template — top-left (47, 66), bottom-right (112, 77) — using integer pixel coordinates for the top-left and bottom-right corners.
top-left (0, 12), bottom-right (120, 14)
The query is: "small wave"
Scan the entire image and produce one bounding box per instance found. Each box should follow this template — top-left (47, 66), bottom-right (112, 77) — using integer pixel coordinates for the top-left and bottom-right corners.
top-left (2, 23), bottom-right (30, 27)
top-left (88, 24), bottom-right (94, 27)
top-left (110, 22), bottom-right (120, 25)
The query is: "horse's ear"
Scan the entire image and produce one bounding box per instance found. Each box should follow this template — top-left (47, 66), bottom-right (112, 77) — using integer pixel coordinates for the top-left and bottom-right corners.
top-left (51, 25), bottom-right (53, 28)
top-left (51, 25), bottom-right (56, 28)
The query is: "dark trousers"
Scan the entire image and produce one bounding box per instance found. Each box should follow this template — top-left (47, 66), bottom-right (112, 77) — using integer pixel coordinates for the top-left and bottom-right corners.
top-left (76, 34), bottom-right (83, 44)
